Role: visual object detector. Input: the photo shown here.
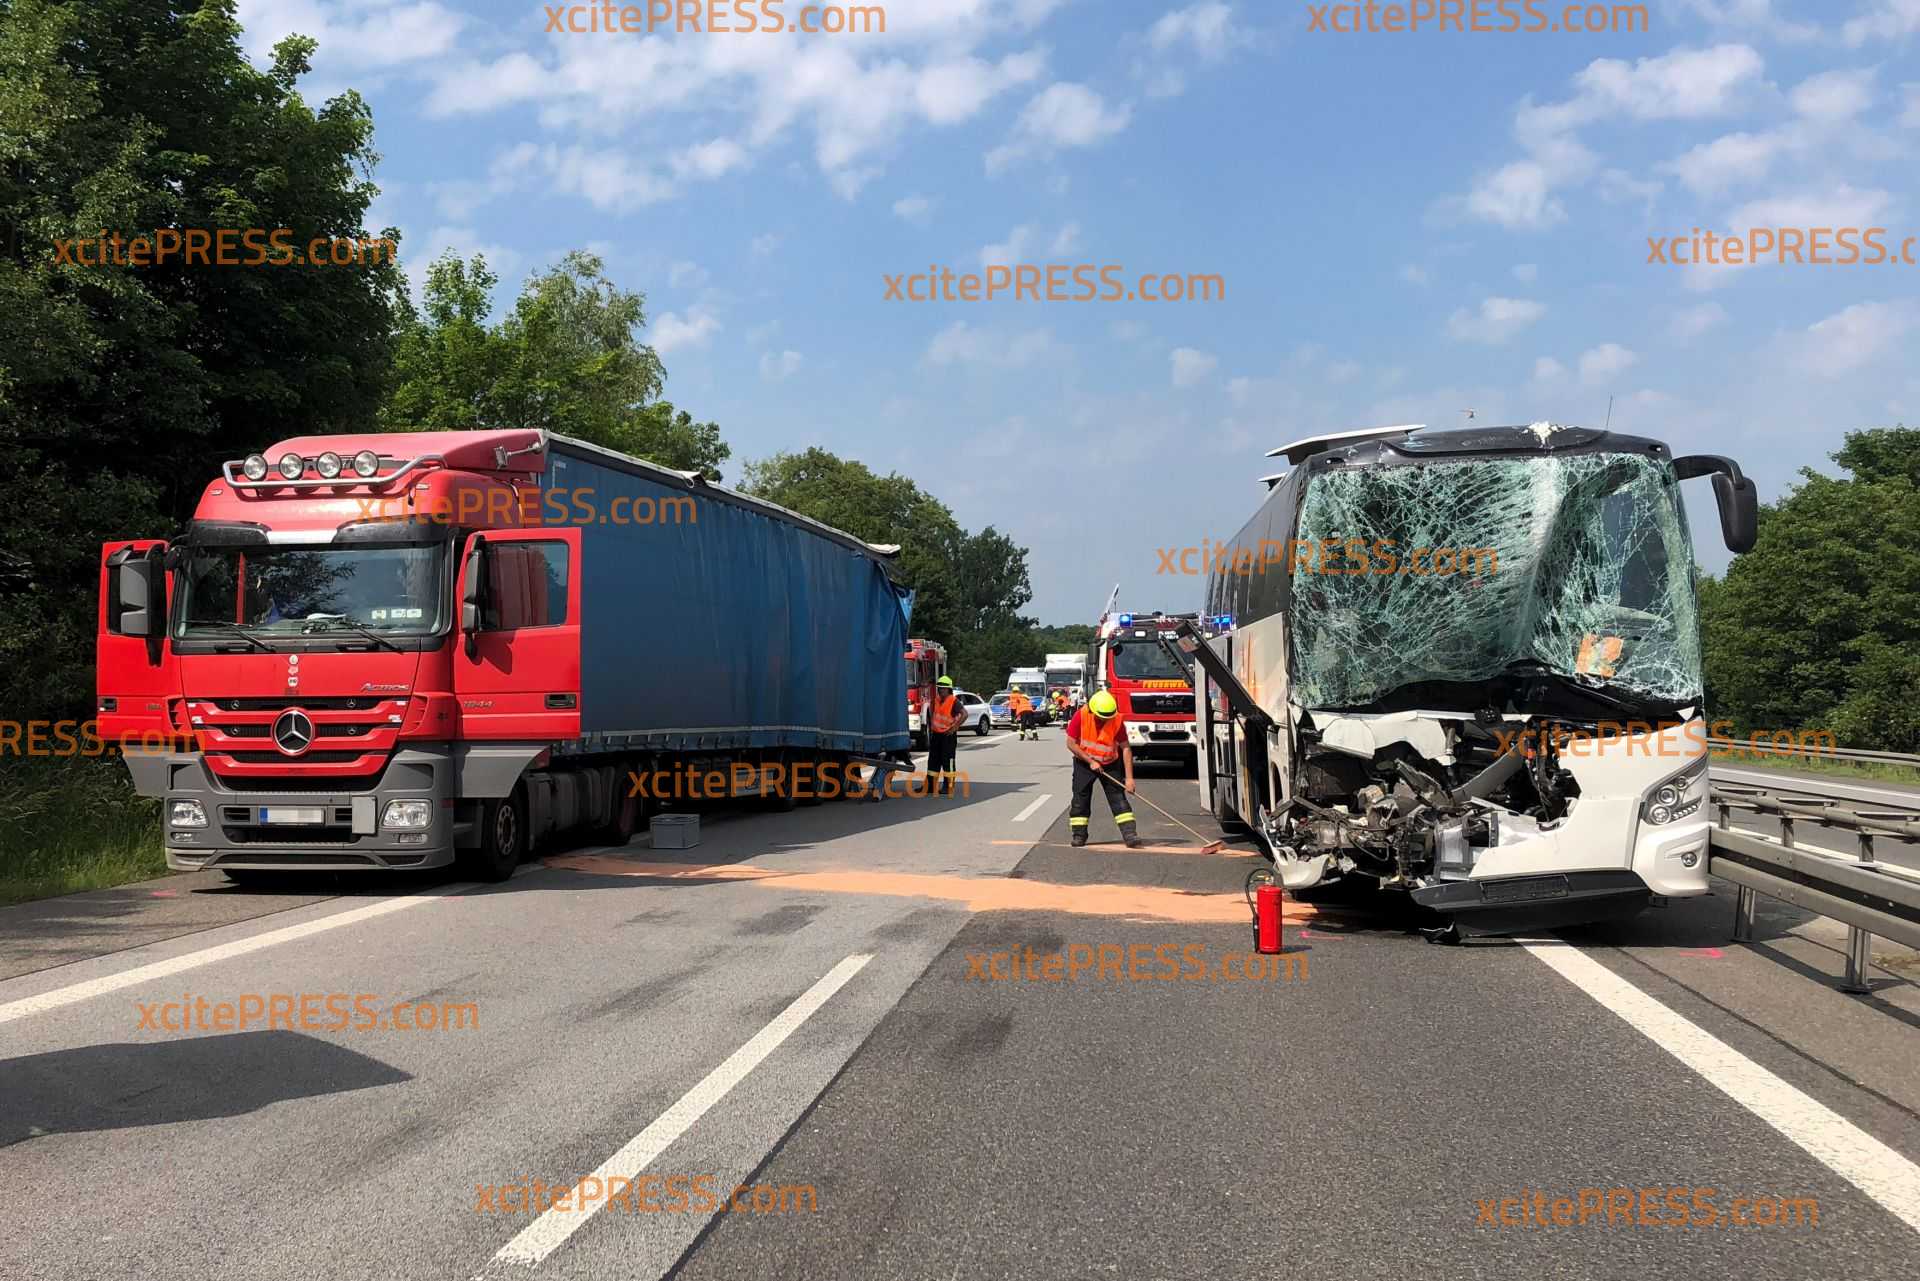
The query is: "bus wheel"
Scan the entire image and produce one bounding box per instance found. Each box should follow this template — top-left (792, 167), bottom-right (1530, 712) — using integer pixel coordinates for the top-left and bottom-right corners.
top-left (1212, 778), bottom-right (1249, 833)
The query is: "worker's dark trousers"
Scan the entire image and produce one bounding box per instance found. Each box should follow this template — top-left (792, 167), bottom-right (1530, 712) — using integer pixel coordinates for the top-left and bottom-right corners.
top-left (926, 731), bottom-right (959, 794)
top-left (1069, 758), bottom-right (1135, 839)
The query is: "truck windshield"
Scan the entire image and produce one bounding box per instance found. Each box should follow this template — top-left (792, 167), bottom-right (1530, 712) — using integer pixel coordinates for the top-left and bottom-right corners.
top-left (176, 543), bottom-right (448, 638)
top-left (1288, 451), bottom-right (1702, 709)
top-left (1109, 641), bottom-right (1187, 681)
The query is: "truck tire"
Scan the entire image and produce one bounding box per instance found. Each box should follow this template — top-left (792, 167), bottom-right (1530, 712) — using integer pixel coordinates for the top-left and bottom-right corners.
top-left (464, 788), bottom-right (527, 882)
top-left (597, 784), bottom-right (642, 845)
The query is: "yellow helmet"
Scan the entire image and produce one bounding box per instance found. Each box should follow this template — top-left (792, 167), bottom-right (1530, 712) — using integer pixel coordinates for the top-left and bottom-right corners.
top-left (1089, 690), bottom-right (1118, 717)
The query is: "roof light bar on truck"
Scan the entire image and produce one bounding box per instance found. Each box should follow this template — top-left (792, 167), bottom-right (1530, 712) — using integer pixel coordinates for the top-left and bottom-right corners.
top-left (223, 452), bottom-right (444, 490)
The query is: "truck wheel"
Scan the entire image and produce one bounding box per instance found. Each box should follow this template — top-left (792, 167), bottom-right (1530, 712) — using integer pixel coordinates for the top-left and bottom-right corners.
top-left (464, 789), bottom-right (526, 882)
top-left (598, 784), bottom-right (642, 845)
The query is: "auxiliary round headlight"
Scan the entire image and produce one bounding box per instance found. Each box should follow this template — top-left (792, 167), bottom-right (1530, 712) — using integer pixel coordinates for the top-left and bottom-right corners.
top-left (315, 451), bottom-right (343, 479)
top-left (277, 453), bottom-right (305, 480)
top-left (352, 450), bottom-right (380, 478)
top-left (1650, 805), bottom-right (1672, 824)
top-left (242, 454), bottom-right (269, 481)
top-left (1656, 784), bottom-right (1680, 807)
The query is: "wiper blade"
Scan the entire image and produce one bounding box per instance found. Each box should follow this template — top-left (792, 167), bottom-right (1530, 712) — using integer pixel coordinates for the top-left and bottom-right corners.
top-left (300, 614), bottom-right (403, 653)
top-left (188, 620), bottom-right (274, 652)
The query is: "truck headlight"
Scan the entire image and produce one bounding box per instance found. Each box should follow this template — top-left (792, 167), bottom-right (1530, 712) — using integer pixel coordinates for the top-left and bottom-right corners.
top-left (242, 454), bottom-right (269, 481)
top-left (277, 453), bottom-right (305, 480)
top-left (169, 800), bottom-right (207, 828)
top-left (315, 451), bottom-right (343, 479)
top-left (382, 799), bottom-right (431, 830)
top-left (1641, 758), bottom-right (1707, 826)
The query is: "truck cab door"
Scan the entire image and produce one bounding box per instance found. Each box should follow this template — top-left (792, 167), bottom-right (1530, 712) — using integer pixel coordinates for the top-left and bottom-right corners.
top-left (454, 528), bottom-right (583, 740)
top-left (97, 540), bottom-right (179, 752)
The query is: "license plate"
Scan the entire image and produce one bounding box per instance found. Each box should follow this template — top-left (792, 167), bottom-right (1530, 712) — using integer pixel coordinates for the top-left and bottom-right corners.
top-left (259, 807), bottom-right (325, 825)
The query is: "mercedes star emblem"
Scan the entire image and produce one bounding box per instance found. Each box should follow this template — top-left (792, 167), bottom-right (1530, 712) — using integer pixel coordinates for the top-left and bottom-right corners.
top-left (272, 708), bottom-right (315, 756)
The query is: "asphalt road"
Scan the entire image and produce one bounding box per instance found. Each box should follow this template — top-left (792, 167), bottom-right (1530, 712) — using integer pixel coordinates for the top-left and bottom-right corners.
top-left (3, 729), bottom-right (1917, 1281)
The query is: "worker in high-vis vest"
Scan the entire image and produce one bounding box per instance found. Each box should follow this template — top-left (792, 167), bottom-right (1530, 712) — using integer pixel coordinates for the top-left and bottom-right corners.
top-left (926, 675), bottom-right (962, 796)
top-left (1064, 690), bottom-right (1138, 847)
top-left (1007, 688), bottom-right (1036, 740)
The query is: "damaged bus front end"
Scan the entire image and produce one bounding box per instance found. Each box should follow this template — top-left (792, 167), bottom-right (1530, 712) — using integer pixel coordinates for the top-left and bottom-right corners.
top-left (1194, 423), bottom-right (1756, 937)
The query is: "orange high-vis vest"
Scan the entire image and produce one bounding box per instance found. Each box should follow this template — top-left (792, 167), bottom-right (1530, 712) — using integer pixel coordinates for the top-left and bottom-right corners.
top-left (1008, 692), bottom-right (1031, 714)
top-left (1072, 708), bottom-right (1125, 767)
top-left (930, 693), bottom-right (961, 734)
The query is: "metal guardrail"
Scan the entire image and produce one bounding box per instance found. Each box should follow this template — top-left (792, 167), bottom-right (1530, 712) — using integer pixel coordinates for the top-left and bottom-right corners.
top-left (1713, 742), bottom-right (1920, 768)
top-left (1708, 779), bottom-right (1920, 992)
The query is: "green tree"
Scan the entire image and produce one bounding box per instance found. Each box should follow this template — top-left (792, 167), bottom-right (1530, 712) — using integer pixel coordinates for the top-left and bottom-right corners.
top-left (1699, 427), bottom-right (1920, 751)
top-left (385, 249), bottom-right (729, 479)
top-left (0, 0), bottom-right (406, 719)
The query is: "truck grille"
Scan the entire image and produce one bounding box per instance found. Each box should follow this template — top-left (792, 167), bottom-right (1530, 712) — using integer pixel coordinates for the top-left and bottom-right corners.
top-left (1129, 693), bottom-right (1194, 715)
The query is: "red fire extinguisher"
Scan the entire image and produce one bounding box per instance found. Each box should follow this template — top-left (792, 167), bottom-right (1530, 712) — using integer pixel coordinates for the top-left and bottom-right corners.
top-left (1247, 872), bottom-right (1284, 955)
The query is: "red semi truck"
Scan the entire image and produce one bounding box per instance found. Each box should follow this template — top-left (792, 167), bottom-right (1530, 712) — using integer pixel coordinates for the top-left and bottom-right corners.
top-left (96, 429), bottom-right (911, 883)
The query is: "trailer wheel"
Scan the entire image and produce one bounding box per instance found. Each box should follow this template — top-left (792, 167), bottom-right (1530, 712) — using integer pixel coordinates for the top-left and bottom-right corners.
top-left (598, 782), bottom-right (643, 845)
top-left (463, 787), bottom-right (526, 882)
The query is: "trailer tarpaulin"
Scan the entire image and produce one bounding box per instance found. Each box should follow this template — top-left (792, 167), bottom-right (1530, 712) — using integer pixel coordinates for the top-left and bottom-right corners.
top-left (545, 434), bottom-right (910, 754)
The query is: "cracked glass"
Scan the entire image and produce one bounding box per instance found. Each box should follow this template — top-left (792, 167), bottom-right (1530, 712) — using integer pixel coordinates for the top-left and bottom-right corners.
top-left (1287, 452), bottom-right (1703, 709)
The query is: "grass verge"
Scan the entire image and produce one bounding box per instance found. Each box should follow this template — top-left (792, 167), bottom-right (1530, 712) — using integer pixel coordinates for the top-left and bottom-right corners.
top-left (1711, 750), bottom-right (1920, 790)
top-left (0, 756), bottom-right (167, 906)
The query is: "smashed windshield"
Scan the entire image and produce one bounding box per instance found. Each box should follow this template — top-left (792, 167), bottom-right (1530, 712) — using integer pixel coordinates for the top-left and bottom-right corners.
top-left (177, 544), bottom-right (448, 637)
top-left (1288, 452), bottom-right (1702, 708)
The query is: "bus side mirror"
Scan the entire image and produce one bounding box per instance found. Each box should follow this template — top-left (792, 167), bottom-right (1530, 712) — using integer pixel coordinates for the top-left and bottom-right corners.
top-left (1674, 454), bottom-right (1757, 554)
top-left (111, 557), bottom-right (159, 637)
top-left (1713, 473), bottom-right (1757, 554)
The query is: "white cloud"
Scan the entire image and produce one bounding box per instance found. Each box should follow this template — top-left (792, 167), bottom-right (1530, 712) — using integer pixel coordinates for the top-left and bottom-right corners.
top-left (1400, 264), bottom-right (1431, 286)
top-left (1685, 183), bottom-right (1896, 290)
top-left (1665, 130), bottom-right (1786, 196)
top-left (979, 225), bottom-right (1036, 268)
top-left (893, 194), bottom-right (935, 223)
top-left (671, 138), bottom-right (750, 180)
top-left (1532, 357), bottom-right (1567, 383)
top-left (986, 83), bottom-right (1131, 173)
top-left (1843, 1), bottom-right (1920, 45)
top-left (1789, 68), bottom-right (1876, 123)
top-left (759, 349), bottom-right (804, 380)
top-left (751, 233), bottom-right (781, 256)
top-left (416, 5), bottom-right (1054, 203)
top-left (1149, 3), bottom-right (1237, 58)
top-left (1051, 222), bottom-right (1082, 254)
top-left (1676, 0), bottom-right (1819, 43)
top-left (1669, 302), bottom-right (1729, 341)
top-left (1461, 44), bottom-right (1765, 229)
top-left (1900, 82), bottom-right (1920, 127)
top-left (1512, 263), bottom-right (1538, 283)
top-left (1578, 343), bottom-right (1639, 386)
top-left (668, 260), bottom-right (708, 289)
top-left (651, 306), bottom-right (721, 355)
top-left (1171, 347), bottom-right (1218, 387)
top-left (1445, 297), bottom-right (1546, 345)
top-left (923, 321), bottom-right (1056, 368)
top-left (1792, 300), bottom-right (1919, 377)
top-left (237, 0), bottom-right (467, 71)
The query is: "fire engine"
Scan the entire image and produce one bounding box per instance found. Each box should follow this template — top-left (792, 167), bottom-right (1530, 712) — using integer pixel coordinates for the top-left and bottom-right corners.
top-left (904, 637), bottom-right (947, 749)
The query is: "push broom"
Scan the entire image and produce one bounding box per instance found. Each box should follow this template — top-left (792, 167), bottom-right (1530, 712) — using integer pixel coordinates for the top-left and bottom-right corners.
top-left (1089, 765), bottom-right (1225, 853)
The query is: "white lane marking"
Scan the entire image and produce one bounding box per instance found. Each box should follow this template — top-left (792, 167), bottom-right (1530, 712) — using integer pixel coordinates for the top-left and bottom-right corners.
top-left (1011, 794), bottom-right (1054, 823)
top-left (0, 866), bottom-right (539, 1026)
top-left (480, 952), bottom-right (874, 1272)
top-left (1522, 939), bottom-right (1920, 1235)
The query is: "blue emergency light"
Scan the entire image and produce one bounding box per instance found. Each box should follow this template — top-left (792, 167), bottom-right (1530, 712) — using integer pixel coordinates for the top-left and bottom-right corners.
top-left (1116, 613), bottom-right (1132, 626)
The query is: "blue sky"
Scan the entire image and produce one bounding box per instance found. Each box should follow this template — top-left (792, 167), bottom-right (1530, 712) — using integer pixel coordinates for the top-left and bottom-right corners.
top-left (237, 0), bottom-right (1920, 623)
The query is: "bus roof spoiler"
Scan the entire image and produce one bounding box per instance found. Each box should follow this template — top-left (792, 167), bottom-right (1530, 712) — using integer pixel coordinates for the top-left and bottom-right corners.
top-left (1265, 424), bottom-right (1420, 465)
